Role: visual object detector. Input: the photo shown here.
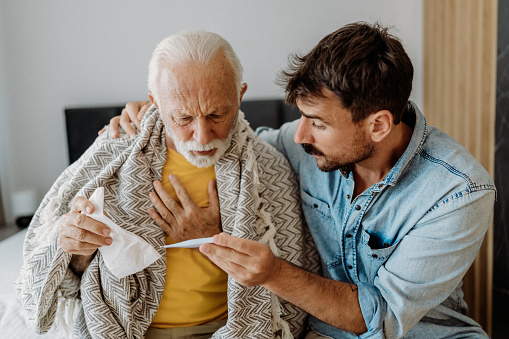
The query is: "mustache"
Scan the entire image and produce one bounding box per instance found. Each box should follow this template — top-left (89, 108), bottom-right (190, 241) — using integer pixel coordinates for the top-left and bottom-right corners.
top-left (301, 143), bottom-right (325, 157)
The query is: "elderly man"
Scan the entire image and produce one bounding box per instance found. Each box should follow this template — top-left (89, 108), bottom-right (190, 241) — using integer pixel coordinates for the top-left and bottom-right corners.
top-left (119, 23), bottom-right (495, 338)
top-left (16, 31), bottom-right (317, 339)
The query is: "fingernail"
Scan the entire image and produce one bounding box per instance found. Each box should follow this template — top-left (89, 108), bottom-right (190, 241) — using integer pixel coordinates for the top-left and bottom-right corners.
top-left (102, 229), bottom-right (110, 236)
top-left (200, 244), bottom-right (209, 253)
top-left (105, 238), bottom-right (112, 245)
top-left (86, 206), bottom-right (92, 214)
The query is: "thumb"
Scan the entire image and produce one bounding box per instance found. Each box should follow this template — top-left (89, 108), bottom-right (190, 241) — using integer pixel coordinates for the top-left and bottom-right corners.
top-left (71, 196), bottom-right (94, 214)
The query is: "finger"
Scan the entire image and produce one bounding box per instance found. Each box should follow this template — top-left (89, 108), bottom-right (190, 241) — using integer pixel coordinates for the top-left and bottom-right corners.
top-left (63, 210), bottom-right (111, 238)
top-left (200, 242), bottom-right (251, 269)
top-left (120, 110), bottom-right (137, 137)
top-left (71, 196), bottom-right (94, 214)
top-left (149, 188), bottom-right (179, 223)
top-left (125, 102), bottom-right (144, 131)
top-left (168, 174), bottom-right (195, 209)
top-left (152, 180), bottom-right (183, 214)
top-left (109, 116), bottom-right (120, 138)
top-left (137, 101), bottom-right (151, 121)
top-left (58, 235), bottom-right (101, 255)
top-left (60, 222), bottom-right (112, 246)
top-left (210, 233), bottom-right (255, 256)
top-left (98, 126), bottom-right (106, 135)
top-left (202, 249), bottom-right (247, 276)
top-left (207, 179), bottom-right (220, 212)
top-left (148, 208), bottom-right (173, 236)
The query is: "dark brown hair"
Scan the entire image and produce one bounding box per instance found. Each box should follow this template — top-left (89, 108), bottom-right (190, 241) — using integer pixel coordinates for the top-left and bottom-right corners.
top-left (280, 22), bottom-right (413, 124)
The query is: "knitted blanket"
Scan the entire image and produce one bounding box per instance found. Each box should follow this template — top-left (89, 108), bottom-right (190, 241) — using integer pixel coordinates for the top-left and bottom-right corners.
top-left (16, 106), bottom-right (319, 338)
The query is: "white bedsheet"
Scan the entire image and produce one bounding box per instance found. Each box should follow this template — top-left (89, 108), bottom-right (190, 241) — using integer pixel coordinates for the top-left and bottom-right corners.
top-left (0, 229), bottom-right (25, 297)
top-left (0, 230), bottom-right (65, 338)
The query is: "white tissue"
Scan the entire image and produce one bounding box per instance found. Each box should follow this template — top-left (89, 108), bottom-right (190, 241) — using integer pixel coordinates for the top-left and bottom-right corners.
top-left (85, 187), bottom-right (161, 279)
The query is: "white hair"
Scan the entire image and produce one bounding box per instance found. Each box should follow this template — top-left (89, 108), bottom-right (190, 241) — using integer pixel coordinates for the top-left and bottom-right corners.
top-left (148, 30), bottom-right (243, 100)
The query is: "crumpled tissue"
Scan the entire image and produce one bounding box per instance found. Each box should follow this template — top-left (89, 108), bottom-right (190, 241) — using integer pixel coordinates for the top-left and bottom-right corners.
top-left (84, 187), bottom-right (161, 279)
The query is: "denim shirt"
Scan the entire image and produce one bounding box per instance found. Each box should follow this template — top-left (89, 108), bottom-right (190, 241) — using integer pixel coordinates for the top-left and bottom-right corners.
top-left (257, 103), bottom-right (495, 338)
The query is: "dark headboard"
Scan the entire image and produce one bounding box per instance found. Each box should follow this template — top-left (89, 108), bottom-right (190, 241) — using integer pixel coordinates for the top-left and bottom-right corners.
top-left (64, 99), bottom-right (300, 164)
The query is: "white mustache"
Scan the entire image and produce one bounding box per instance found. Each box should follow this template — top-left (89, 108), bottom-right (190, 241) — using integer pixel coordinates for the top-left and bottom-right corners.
top-left (184, 139), bottom-right (221, 152)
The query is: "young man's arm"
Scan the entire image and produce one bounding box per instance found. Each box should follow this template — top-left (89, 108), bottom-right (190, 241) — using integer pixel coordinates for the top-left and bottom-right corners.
top-left (200, 233), bottom-right (368, 335)
top-left (202, 187), bottom-right (495, 338)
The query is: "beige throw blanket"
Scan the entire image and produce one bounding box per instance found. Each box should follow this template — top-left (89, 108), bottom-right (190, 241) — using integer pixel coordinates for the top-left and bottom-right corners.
top-left (16, 106), bottom-right (319, 338)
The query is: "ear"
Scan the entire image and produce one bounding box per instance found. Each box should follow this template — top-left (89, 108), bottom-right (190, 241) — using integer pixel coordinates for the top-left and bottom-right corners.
top-left (369, 110), bottom-right (392, 143)
top-left (148, 91), bottom-right (159, 110)
top-left (239, 83), bottom-right (248, 103)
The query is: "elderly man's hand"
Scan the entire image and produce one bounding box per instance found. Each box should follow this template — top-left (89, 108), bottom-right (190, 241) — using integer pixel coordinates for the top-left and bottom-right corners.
top-left (58, 197), bottom-right (112, 275)
top-left (59, 197), bottom-right (112, 255)
top-left (149, 175), bottom-right (222, 243)
top-left (99, 101), bottom-right (151, 138)
top-left (200, 233), bottom-right (281, 287)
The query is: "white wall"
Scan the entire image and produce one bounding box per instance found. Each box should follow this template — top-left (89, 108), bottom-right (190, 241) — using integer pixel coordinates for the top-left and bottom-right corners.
top-left (0, 0), bottom-right (423, 223)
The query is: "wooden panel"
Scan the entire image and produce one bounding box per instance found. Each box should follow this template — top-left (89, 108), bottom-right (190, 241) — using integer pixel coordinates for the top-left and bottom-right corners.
top-left (424, 0), bottom-right (497, 335)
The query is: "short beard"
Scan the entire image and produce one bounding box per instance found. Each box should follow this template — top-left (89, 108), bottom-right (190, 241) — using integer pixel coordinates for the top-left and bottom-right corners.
top-left (164, 118), bottom-right (236, 168)
top-left (301, 141), bottom-right (374, 173)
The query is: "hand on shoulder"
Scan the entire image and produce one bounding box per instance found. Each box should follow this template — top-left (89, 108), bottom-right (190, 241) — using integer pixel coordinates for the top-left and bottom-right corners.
top-left (98, 101), bottom-right (151, 138)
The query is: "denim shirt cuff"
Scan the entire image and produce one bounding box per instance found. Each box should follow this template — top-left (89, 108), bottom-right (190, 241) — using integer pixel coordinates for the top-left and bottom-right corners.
top-left (357, 282), bottom-right (386, 338)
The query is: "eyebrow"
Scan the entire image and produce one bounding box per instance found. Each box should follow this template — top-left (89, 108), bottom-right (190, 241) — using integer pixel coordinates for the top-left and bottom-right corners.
top-left (171, 106), bottom-right (231, 117)
top-left (300, 110), bottom-right (326, 122)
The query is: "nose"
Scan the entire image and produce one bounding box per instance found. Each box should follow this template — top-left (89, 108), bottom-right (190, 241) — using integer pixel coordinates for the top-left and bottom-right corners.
top-left (294, 118), bottom-right (313, 144)
top-left (194, 118), bottom-right (213, 145)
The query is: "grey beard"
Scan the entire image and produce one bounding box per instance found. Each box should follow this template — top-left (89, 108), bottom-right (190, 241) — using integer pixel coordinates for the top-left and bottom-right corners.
top-left (163, 116), bottom-right (237, 168)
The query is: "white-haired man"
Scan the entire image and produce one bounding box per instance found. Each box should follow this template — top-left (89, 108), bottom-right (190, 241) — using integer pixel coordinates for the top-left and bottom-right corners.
top-left (16, 31), bottom-right (318, 339)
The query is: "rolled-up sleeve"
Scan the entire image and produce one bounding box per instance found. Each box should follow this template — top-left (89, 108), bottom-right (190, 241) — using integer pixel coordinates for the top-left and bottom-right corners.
top-left (357, 282), bottom-right (386, 338)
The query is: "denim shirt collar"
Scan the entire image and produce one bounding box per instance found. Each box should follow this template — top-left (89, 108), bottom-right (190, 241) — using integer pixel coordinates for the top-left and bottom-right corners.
top-left (338, 101), bottom-right (428, 188)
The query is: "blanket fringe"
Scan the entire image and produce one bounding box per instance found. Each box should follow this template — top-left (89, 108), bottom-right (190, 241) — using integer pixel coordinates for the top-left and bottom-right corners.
top-left (31, 182), bottom-right (69, 247)
top-left (52, 296), bottom-right (81, 338)
top-left (239, 118), bottom-right (290, 338)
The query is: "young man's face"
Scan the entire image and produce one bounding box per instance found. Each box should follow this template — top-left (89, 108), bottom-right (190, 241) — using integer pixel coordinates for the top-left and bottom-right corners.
top-left (151, 52), bottom-right (247, 167)
top-left (294, 88), bottom-right (374, 172)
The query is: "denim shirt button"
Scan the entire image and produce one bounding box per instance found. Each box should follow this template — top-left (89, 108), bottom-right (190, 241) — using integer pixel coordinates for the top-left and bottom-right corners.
top-left (384, 242), bottom-right (390, 248)
top-left (355, 205), bottom-right (361, 211)
top-left (313, 203), bottom-right (318, 208)
top-left (378, 184), bottom-right (383, 188)
top-left (372, 254), bottom-right (378, 258)
top-left (347, 265), bottom-right (353, 269)
top-left (346, 194), bottom-right (351, 199)
top-left (345, 233), bottom-right (352, 238)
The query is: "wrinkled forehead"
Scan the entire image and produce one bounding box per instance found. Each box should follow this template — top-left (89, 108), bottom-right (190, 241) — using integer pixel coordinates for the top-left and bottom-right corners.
top-left (156, 59), bottom-right (239, 112)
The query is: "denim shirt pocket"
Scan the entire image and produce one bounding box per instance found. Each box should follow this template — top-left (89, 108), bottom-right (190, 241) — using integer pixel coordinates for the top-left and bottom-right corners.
top-left (358, 228), bottom-right (400, 283)
top-left (300, 189), bottom-right (342, 270)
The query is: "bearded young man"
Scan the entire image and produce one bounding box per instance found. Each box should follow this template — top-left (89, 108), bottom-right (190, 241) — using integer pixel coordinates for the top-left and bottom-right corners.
top-left (118, 23), bottom-right (496, 338)
top-left (16, 31), bottom-right (318, 339)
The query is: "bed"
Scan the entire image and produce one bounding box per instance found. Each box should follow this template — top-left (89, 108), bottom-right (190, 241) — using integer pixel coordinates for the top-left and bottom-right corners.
top-left (0, 229), bottom-right (66, 337)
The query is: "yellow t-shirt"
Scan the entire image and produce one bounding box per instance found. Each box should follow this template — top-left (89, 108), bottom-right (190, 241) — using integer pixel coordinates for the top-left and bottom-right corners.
top-left (150, 149), bottom-right (228, 328)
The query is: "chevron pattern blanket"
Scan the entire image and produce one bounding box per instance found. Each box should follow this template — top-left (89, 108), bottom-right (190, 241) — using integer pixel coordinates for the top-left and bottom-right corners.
top-left (16, 106), bottom-right (319, 338)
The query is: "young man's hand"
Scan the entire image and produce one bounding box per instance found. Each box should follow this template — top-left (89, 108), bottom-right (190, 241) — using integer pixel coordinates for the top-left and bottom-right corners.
top-left (200, 233), bottom-right (281, 287)
top-left (99, 101), bottom-right (151, 138)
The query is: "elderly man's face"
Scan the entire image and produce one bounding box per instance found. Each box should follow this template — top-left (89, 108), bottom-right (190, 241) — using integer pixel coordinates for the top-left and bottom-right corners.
top-left (150, 52), bottom-right (247, 167)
